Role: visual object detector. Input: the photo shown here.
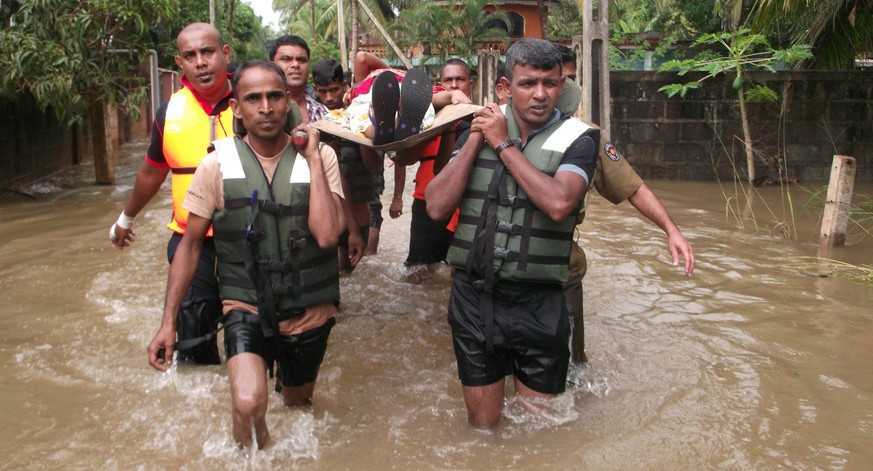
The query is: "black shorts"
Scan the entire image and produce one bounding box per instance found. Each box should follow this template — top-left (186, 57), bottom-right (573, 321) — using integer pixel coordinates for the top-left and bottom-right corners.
top-left (405, 198), bottom-right (453, 265)
top-left (447, 273), bottom-right (570, 395)
top-left (369, 198), bottom-right (384, 229)
top-left (167, 233), bottom-right (222, 365)
top-left (223, 311), bottom-right (336, 388)
top-left (339, 142), bottom-right (377, 203)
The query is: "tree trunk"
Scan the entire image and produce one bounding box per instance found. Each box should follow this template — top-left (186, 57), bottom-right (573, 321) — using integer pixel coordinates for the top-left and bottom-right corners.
top-left (351, 0), bottom-right (359, 64)
top-left (338, 0), bottom-right (347, 68)
top-left (228, 0), bottom-right (235, 36)
top-left (736, 67), bottom-right (756, 184)
top-left (91, 100), bottom-right (115, 185)
top-left (537, 0), bottom-right (548, 39)
top-left (357, 0), bottom-right (412, 68)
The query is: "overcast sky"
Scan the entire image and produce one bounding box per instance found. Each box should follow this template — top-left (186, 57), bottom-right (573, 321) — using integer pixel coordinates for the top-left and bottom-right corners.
top-left (244, 0), bottom-right (281, 29)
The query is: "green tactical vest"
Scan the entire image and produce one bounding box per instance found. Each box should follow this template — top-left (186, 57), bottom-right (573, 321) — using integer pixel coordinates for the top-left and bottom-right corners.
top-left (210, 136), bottom-right (339, 315)
top-left (339, 141), bottom-right (376, 203)
top-left (445, 108), bottom-right (599, 285)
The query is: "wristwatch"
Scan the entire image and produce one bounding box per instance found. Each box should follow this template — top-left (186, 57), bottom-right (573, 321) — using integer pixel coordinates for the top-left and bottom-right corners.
top-left (494, 139), bottom-right (516, 157)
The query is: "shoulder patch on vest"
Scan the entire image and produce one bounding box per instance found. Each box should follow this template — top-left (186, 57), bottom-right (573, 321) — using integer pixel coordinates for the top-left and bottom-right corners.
top-left (604, 142), bottom-right (621, 161)
top-left (542, 118), bottom-right (592, 153)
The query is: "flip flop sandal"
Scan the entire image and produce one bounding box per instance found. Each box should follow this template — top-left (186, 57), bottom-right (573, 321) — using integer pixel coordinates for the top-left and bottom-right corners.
top-left (395, 68), bottom-right (433, 142)
top-left (370, 71), bottom-right (400, 145)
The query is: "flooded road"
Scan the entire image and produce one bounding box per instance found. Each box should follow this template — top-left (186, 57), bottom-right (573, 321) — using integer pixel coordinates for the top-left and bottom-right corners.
top-left (1, 139), bottom-right (871, 469)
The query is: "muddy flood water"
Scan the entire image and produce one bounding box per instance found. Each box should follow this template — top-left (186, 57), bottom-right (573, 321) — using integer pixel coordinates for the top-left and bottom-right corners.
top-left (1, 139), bottom-right (871, 470)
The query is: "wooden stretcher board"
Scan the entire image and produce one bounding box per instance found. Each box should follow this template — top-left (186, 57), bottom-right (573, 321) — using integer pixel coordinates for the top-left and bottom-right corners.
top-left (311, 103), bottom-right (482, 151)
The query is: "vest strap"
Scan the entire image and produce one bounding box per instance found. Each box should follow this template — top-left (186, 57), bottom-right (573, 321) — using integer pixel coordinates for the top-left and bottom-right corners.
top-left (458, 215), bottom-right (573, 241)
top-left (220, 276), bottom-right (255, 290)
top-left (260, 199), bottom-right (309, 216)
top-left (212, 229), bottom-right (247, 241)
top-left (224, 197), bottom-right (252, 209)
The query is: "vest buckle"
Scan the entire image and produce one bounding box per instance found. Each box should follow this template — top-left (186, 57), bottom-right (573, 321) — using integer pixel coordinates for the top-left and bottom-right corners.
top-left (493, 247), bottom-right (512, 260)
top-left (495, 220), bottom-right (520, 235)
top-left (472, 279), bottom-right (492, 293)
top-left (288, 237), bottom-right (308, 250)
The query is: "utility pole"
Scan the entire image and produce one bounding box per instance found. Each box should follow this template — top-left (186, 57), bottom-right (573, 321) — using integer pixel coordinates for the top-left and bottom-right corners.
top-left (356, 0), bottom-right (413, 69)
top-left (575, 0), bottom-right (611, 138)
top-left (338, 0), bottom-right (348, 68)
top-left (209, 0), bottom-right (215, 26)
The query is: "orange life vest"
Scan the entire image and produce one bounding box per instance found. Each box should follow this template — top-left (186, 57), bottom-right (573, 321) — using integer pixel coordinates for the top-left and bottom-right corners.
top-left (162, 86), bottom-right (235, 235)
top-left (412, 137), bottom-right (441, 200)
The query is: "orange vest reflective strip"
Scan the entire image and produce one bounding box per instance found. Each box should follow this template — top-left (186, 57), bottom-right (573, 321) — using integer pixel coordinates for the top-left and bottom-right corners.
top-left (162, 87), bottom-right (235, 235)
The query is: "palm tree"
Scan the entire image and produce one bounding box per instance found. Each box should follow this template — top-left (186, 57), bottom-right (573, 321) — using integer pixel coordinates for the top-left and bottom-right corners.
top-left (272, 0), bottom-right (395, 61)
top-left (715, 0), bottom-right (872, 69)
top-left (748, 0), bottom-right (873, 69)
top-left (390, 0), bottom-right (510, 64)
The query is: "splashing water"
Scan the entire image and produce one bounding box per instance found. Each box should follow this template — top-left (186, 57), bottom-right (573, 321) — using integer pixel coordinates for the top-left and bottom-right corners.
top-left (566, 361), bottom-right (615, 398)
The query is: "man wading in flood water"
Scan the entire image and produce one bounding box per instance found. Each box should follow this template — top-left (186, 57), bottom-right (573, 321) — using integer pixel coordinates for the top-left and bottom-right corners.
top-left (147, 60), bottom-right (345, 449)
top-left (426, 39), bottom-right (598, 428)
top-left (110, 22), bottom-right (233, 365)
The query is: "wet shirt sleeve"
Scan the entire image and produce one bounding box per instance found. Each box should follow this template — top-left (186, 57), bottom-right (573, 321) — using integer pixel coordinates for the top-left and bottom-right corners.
top-left (145, 100), bottom-right (170, 167)
top-left (557, 134), bottom-right (597, 189)
top-left (593, 143), bottom-right (644, 204)
top-left (319, 143), bottom-right (345, 199)
top-left (182, 154), bottom-right (221, 219)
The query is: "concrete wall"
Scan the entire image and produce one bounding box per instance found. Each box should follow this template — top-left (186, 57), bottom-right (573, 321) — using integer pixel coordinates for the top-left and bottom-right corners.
top-left (0, 72), bottom-right (160, 189)
top-left (4, 69), bottom-right (871, 188)
top-left (0, 97), bottom-right (150, 189)
top-left (0, 96), bottom-right (81, 189)
top-left (610, 70), bottom-right (873, 183)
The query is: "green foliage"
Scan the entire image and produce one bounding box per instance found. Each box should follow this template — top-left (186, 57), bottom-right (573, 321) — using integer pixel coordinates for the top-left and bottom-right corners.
top-left (745, 83), bottom-right (777, 102)
top-left (749, 0), bottom-right (873, 70)
top-left (609, 0), bottom-right (724, 40)
top-left (0, 0), bottom-right (176, 126)
top-left (658, 82), bottom-right (697, 98)
top-left (274, 0), bottom-right (394, 67)
top-left (227, 2), bottom-right (272, 60)
top-left (149, 0), bottom-right (271, 66)
top-left (389, 0), bottom-right (510, 64)
top-left (274, 0), bottom-right (394, 42)
top-left (547, 0), bottom-right (584, 41)
top-left (605, 0), bottom-right (727, 70)
top-left (281, 0), bottom-right (346, 72)
top-left (657, 28), bottom-right (812, 99)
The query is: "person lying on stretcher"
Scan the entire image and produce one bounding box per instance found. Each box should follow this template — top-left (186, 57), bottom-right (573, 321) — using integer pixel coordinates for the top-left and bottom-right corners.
top-left (322, 51), bottom-right (471, 146)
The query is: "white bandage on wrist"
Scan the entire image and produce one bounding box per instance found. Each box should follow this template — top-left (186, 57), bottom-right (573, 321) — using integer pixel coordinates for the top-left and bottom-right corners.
top-left (116, 211), bottom-right (135, 230)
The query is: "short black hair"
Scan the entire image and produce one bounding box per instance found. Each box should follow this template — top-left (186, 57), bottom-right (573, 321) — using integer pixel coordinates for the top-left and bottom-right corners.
top-left (231, 60), bottom-right (286, 99)
top-left (555, 43), bottom-right (576, 65)
top-left (312, 58), bottom-right (344, 86)
top-left (495, 61), bottom-right (507, 85)
top-left (503, 38), bottom-right (561, 81)
top-left (439, 58), bottom-right (470, 79)
top-left (268, 34), bottom-right (310, 61)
